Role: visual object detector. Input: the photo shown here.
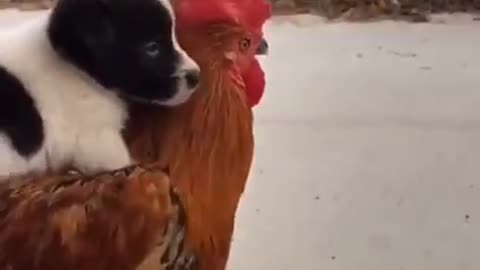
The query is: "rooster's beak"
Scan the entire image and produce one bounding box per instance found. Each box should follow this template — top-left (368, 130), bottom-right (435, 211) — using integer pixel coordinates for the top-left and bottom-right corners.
top-left (255, 38), bottom-right (269, 55)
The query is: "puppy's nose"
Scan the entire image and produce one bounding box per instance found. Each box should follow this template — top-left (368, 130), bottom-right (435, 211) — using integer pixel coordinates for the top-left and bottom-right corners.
top-left (185, 69), bottom-right (200, 89)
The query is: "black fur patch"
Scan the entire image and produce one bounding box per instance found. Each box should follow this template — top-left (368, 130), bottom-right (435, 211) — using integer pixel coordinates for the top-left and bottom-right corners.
top-left (47, 0), bottom-right (181, 102)
top-left (0, 66), bottom-right (44, 157)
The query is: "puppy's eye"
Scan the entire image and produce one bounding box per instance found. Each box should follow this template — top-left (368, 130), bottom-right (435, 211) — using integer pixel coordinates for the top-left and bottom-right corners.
top-left (144, 41), bottom-right (160, 57)
top-left (239, 38), bottom-right (251, 52)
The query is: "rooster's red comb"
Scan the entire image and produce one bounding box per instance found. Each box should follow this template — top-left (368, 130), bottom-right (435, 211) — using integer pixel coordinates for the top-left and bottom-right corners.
top-left (174, 0), bottom-right (271, 33)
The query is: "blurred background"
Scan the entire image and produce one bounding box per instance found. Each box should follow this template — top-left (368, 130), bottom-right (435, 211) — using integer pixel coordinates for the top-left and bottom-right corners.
top-left (271, 0), bottom-right (480, 20)
top-left (4, 0), bottom-right (480, 20)
top-left (2, 1), bottom-right (480, 269)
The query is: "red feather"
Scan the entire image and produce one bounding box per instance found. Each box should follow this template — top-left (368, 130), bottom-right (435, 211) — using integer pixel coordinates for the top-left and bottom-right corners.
top-left (175, 0), bottom-right (271, 33)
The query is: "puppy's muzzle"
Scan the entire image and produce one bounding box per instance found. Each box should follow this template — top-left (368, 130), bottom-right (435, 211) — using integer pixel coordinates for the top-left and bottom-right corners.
top-left (184, 69), bottom-right (200, 89)
top-left (256, 38), bottom-right (269, 55)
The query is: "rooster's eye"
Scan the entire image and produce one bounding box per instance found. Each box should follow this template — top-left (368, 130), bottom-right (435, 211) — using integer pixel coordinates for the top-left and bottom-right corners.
top-left (144, 41), bottom-right (160, 57)
top-left (239, 38), bottom-right (251, 52)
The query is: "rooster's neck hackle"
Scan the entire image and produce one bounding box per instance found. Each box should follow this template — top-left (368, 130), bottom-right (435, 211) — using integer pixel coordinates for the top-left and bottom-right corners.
top-left (125, 30), bottom-right (255, 269)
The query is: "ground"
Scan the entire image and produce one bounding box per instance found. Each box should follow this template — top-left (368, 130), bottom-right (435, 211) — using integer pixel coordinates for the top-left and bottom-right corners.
top-left (2, 10), bottom-right (480, 270)
top-left (229, 14), bottom-right (480, 270)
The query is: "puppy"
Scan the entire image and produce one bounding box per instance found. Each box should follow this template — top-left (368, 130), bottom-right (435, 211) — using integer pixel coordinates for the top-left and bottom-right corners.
top-left (0, 0), bottom-right (200, 176)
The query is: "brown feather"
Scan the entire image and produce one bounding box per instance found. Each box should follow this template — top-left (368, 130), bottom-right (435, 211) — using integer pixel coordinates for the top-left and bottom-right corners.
top-left (0, 166), bottom-right (192, 270)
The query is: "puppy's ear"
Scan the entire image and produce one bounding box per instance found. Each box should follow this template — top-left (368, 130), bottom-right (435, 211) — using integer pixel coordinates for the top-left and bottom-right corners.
top-left (75, 0), bottom-right (116, 50)
top-left (48, 0), bottom-right (116, 52)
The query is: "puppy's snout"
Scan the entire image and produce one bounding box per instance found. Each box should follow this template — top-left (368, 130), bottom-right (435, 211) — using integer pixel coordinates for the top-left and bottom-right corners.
top-left (185, 69), bottom-right (200, 89)
top-left (175, 45), bottom-right (200, 90)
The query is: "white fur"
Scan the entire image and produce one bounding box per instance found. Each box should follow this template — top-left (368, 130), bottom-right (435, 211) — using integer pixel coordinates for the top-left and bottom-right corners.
top-left (0, 0), bottom-right (200, 177)
top-left (0, 14), bottom-right (132, 176)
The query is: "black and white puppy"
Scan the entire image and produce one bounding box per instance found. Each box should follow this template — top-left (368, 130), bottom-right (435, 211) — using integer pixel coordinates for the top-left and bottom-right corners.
top-left (0, 0), bottom-right (200, 176)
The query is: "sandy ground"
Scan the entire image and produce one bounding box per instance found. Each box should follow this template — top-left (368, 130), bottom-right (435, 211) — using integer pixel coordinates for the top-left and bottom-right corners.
top-left (230, 14), bottom-right (480, 270)
top-left (2, 10), bottom-right (480, 270)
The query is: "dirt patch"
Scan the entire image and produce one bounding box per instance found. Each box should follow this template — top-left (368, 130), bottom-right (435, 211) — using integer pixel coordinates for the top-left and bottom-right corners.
top-left (1, 0), bottom-right (480, 22)
top-left (0, 0), bottom-right (53, 10)
top-left (271, 0), bottom-right (480, 21)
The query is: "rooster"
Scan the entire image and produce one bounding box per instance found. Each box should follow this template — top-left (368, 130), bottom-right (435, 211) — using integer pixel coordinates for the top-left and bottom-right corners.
top-left (125, 0), bottom-right (271, 269)
top-left (0, 0), bottom-right (271, 269)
